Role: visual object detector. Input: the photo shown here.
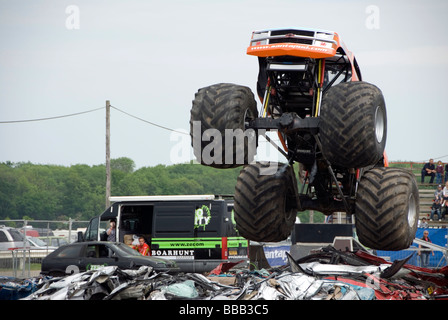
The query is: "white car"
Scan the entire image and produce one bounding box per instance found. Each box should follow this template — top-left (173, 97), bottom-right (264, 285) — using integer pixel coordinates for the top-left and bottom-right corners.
top-left (0, 226), bottom-right (26, 251)
top-left (26, 236), bottom-right (58, 251)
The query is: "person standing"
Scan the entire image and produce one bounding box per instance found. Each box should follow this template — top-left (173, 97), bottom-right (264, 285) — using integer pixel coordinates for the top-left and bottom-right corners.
top-left (418, 231), bottom-right (434, 268)
top-left (106, 219), bottom-right (116, 242)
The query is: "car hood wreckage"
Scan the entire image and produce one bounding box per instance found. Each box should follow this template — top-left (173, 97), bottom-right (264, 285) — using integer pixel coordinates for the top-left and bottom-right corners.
top-left (14, 245), bottom-right (448, 301)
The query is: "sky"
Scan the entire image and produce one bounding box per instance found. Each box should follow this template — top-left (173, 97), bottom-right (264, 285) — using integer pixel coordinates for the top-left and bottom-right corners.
top-left (0, 0), bottom-right (447, 169)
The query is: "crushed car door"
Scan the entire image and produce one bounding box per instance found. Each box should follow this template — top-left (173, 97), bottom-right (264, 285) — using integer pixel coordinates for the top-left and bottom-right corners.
top-left (79, 244), bottom-right (116, 271)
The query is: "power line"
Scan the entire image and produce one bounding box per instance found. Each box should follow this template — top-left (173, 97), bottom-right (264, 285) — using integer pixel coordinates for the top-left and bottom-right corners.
top-left (0, 107), bottom-right (104, 123)
top-left (111, 105), bottom-right (188, 135)
top-left (417, 154), bottom-right (448, 162)
top-left (1, 104), bottom-right (447, 162)
top-left (0, 105), bottom-right (189, 135)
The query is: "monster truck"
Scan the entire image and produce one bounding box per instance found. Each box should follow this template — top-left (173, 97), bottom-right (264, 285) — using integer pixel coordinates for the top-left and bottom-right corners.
top-left (189, 28), bottom-right (419, 250)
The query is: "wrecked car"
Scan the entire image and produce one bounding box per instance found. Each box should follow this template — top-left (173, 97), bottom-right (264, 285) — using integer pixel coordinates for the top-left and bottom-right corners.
top-left (40, 241), bottom-right (179, 277)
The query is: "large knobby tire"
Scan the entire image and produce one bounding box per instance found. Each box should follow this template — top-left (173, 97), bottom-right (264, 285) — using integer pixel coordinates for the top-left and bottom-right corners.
top-left (320, 81), bottom-right (387, 168)
top-left (355, 167), bottom-right (419, 251)
top-left (234, 162), bottom-right (298, 242)
top-left (190, 83), bottom-right (258, 169)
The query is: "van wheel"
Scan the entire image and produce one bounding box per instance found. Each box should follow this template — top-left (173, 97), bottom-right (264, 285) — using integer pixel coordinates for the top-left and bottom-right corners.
top-left (234, 162), bottom-right (298, 242)
top-left (190, 83), bottom-right (258, 168)
top-left (355, 167), bottom-right (419, 250)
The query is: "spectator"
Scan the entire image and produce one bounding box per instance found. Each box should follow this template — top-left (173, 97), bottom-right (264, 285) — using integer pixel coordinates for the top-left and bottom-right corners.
top-left (430, 201), bottom-right (442, 221)
top-left (441, 181), bottom-right (448, 221)
top-left (445, 163), bottom-right (448, 184)
top-left (421, 159), bottom-right (436, 184)
top-left (132, 236), bottom-right (150, 256)
top-left (436, 161), bottom-right (444, 184)
top-left (418, 217), bottom-right (428, 228)
top-left (443, 181), bottom-right (448, 204)
top-left (435, 184), bottom-right (444, 202)
top-left (418, 230), bottom-right (434, 268)
top-left (106, 219), bottom-right (116, 242)
top-left (430, 185), bottom-right (443, 221)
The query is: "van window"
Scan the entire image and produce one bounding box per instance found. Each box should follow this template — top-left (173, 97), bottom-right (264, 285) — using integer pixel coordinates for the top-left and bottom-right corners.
top-left (225, 205), bottom-right (239, 237)
top-left (153, 204), bottom-right (195, 237)
top-left (119, 205), bottom-right (153, 243)
top-left (120, 205), bottom-right (153, 233)
top-left (85, 217), bottom-right (99, 241)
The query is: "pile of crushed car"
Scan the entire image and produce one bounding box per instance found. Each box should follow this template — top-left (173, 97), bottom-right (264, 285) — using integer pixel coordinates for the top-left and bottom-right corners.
top-left (3, 245), bottom-right (445, 301)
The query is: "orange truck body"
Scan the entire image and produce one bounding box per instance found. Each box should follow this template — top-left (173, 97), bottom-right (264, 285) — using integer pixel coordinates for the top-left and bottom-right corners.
top-left (247, 28), bottom-right (360, 81)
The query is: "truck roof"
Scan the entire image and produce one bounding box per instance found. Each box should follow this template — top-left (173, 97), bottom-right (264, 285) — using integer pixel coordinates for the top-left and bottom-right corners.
top-left (99, 195), bottom-right (233, 221)
top-left (109, 194), bottom-right (230, 203)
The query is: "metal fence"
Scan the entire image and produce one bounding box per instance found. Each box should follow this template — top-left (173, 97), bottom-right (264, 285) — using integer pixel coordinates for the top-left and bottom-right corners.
top-left (377, 246), bottom-right (448, 268)
top-left (1, 220), bottom-right (446, 279)
top-left (377, 228), bottom-right (448, 268)
top-left (0, 219), bottom-right (89, 278)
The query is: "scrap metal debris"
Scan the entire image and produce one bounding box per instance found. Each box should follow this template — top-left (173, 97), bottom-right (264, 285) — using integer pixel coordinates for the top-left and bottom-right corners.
top-left (14, 246), bottom-right (448, 300)
top-left (0, 276), bottom-right (40, 300)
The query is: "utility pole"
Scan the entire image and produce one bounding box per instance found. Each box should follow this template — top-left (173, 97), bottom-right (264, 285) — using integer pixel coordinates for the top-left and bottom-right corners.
top-left (105, 100), bottom-right (111, 209)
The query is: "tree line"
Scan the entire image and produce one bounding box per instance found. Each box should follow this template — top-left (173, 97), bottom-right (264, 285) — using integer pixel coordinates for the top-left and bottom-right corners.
top-left (0, 157), bottom-right (324, 223)
top-left (0, 157), bottom-right (241, 222)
